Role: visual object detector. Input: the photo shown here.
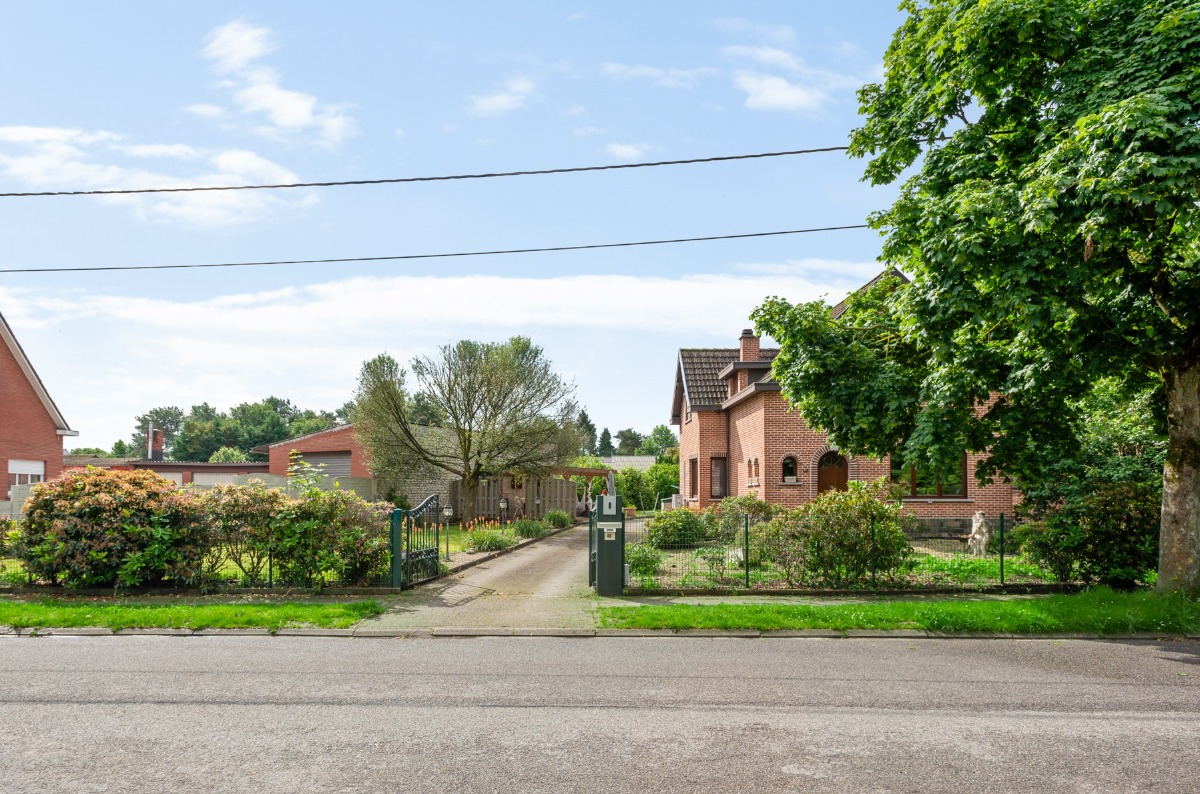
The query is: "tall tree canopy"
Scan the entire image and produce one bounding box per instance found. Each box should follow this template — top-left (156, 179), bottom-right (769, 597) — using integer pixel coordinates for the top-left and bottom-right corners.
top-left (130, 398), bottom-right (339, 462)
top-left (637, 424), bottom-right (679, 457)
top-left (596, 428), bottom-right (615, 457)
top-left (753, 0), bottom-right (1200, 592)
top-left (353, 337), bottom-right (579, 518)
top-left (615, 428), bottom-right (646, 455)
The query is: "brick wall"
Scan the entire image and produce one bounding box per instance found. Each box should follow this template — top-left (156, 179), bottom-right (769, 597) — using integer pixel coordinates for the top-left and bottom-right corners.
top-left (267, 425), bottom-right (373, 478)
top-left (0, 335), bottom-right (64, 488)
top-left (676, 407), bottom-right (727, 509)
top-left (685, 372), bottom-right (1018, 520)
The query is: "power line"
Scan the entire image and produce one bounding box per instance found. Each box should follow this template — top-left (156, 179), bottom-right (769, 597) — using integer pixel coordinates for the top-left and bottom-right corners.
top-left (0, 224), bottom-right (869, 274)
top-left (0, 146), bottom-right (849, 198)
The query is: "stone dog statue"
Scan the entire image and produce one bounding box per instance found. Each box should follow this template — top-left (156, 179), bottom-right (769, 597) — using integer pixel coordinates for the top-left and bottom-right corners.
top-left (967, 511), bottom-right (991, 557)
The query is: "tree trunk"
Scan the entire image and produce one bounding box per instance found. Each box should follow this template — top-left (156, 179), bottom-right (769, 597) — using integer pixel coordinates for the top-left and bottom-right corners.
top-left (1158, 361), bottom-right (1200, 594)
top-left (462, 474), bottom-right (477, 523)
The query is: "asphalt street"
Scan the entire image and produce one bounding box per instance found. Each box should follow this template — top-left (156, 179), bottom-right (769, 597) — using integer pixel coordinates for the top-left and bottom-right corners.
top-left (2, 634), bottom-right (1198, 793)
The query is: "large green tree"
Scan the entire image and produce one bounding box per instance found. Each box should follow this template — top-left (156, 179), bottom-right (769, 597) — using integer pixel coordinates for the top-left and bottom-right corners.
top-left (131, 406), bottom-right (184, 456)
top-left (753, 0), bottom-right (1200, 592)
top-left (353, 337), bottom-right (579, 519)
top-left (637, 424), bottom-right (679, 457)
top-left (615, 428), bottom-right (646, 455)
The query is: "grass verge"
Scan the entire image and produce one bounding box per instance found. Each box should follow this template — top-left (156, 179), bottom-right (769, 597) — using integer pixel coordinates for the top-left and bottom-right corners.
top-left (599, 588), bottom-right (1200, 635)
top-left (0, 597), bottom-right (384, 632)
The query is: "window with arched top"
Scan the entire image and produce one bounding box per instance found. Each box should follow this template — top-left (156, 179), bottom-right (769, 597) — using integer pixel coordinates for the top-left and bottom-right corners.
top-left (753, 459), bottom-right (760, 479)
top-left (747, 459), bottom-right (753, 477)
top-left (782, 456), bottom-right (797, 482)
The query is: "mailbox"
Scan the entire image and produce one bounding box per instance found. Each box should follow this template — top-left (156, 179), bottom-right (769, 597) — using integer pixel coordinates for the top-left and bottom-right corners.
top-left (594, 494), bottom-right (625, 596)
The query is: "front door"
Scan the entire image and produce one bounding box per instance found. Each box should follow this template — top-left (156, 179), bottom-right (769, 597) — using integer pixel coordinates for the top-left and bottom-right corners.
top-left (816, 451), bottom-right (848, 493)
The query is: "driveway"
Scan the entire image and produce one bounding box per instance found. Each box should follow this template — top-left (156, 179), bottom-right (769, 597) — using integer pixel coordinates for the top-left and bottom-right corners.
top-left (366, 524), bottom-right (597, 630)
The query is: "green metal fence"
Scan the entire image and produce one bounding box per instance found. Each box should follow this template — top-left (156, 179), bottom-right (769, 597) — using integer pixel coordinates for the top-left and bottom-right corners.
top-left (624, 511), bottom-right (1060, 591)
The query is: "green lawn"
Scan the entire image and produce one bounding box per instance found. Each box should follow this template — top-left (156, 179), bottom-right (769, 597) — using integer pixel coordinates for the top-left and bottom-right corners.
top-left (600, 588), bottom-right (1200, 635)
top-left (0, 597), bottom-right (384, 631)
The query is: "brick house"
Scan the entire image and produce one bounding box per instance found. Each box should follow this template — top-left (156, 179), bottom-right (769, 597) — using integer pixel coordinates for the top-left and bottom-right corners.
top-left (671, 315), bottom-right (1018, 526)
top-left (1, 310), bottom-right (77, 500)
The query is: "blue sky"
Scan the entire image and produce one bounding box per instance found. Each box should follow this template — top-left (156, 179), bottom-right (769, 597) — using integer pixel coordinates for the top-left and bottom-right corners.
top-left (0, 2), bottom-right (907, 451)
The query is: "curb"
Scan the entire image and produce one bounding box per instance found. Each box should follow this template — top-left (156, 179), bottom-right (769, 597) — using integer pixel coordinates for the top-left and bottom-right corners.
top-left (4, 625), bottom-right (1197, 640)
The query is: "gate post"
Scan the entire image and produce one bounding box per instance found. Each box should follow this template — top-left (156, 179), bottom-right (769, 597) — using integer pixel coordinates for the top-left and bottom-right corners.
top-left (595, 493), bottom-right (625, 596)
top-left (389, 509), bottom-right (404, 588)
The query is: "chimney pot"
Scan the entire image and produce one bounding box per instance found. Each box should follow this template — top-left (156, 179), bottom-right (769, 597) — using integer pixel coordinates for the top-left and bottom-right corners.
top-left (739, 330), bottom-right (761, 362)
top-left (151, 429), bottom-right (165, 462)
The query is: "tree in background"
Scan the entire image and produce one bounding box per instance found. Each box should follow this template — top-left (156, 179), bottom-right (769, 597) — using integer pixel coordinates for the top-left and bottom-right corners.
top-left (110, 440), bottom-right (132, 457)
top-left (577, 410), bottom-right (597, 456)
top-left (208, 446), bottom-right (250, 463)
top-left (407, 391), bottom-right (447, 427)
top-left (637, 424), bottom-right (679, 457)
top-left (596, 428), bottom-right (615, 457)
top-left (615, 428), bottom-right (645, 455)
top-left (131, 406), bottom-right (184, 456)
top-left (68, 447), bottom-right (110, 457)
top-left (353, 337), bottom-right (578, 519)
top-left (130, 397), bottom-right (340, 462)
top-left (755, 0), bottom-right (1200, 593)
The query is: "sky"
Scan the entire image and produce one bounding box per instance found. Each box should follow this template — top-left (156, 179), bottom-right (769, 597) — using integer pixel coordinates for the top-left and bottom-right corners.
top-left (0, 2), bottom-right (909, 451)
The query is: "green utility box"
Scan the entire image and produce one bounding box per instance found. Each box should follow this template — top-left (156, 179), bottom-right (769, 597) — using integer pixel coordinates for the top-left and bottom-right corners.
top-left (595, 494), bottom-right (625, 596)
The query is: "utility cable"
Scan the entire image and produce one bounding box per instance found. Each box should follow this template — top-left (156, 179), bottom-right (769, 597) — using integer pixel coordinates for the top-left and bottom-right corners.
top-left (0, 224), bottom-right (869, 274)
top-left (0, 146), bottom-right (849, 198)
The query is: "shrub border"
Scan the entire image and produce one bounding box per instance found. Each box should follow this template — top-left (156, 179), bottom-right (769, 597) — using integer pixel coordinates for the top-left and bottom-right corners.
top-left (0, 520), bottom-right (582, 596)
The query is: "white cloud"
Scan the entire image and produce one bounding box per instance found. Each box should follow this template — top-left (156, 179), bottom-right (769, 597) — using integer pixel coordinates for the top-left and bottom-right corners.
top-left (733, 72), bottom-right (827, 112)
top-left (202, 20), bottom-right (278, 73)
top-left (115, 143), bottom-right (201, 159)
top-left (721, 45), bottom-right (800, 72)
top-left (185, 103), bottom-right (226, 119)
top-left (604, 142), bottom-right (650, 161)
top-left (198, 21), bottom-right (357, 147)
top-left (467, 77), bottom-right (537, 116)
top-left (574, 125), bottom-right (605, 137)
top-left (0, 125), bottom-right (314, 228)
top-left (735, 258), bottom-right (883, 283)
top-left (0, 126), bottom-right (121, 145)
top-left (602, 63), bottom-right (719, 89)
top-left (0, 270), bottom-right (845, 449)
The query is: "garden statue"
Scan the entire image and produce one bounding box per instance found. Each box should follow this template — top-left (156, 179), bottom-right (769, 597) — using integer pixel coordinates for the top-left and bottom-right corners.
top-left (967, 511), bottom-right (990, 557)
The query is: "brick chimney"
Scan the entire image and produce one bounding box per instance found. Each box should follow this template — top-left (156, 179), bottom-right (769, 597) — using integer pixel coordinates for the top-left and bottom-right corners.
top-left (151, 429), bottom-right (164, 462)
top-left (739, 329), bottom-right (760, 362)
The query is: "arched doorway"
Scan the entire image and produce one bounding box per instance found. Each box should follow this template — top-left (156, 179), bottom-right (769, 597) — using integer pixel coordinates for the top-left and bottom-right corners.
top-left (816, 451), bottom-right (848, 493)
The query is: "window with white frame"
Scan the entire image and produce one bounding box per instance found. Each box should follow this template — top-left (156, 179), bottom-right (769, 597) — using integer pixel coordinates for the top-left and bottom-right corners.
top-left (7, 459), bottom-right (44, 500)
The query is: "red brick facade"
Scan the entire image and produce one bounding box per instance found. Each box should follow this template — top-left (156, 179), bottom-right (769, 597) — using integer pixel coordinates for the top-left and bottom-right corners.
top-left (264, 424), bottom-right (373, 478)
top-left (673, 331), bottom-right (1017, 521)
top-left (1, 312), bottom-right (75, 495)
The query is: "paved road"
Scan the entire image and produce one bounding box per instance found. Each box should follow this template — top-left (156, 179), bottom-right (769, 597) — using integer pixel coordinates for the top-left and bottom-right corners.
top-left (2, 634), bottom-right (1198, 793)
top-left (370, 524), bottom-right (597, 630)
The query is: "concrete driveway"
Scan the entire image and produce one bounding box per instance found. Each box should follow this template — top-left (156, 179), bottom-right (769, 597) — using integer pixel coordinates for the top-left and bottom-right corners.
top-left (366, 524), bottom-right (597, 631)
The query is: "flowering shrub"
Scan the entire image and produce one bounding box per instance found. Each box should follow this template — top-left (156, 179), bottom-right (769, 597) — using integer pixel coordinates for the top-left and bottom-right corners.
top-left (195, 480), bottom-right (288, 584)
top-left (15, 468), bottom-right (207, 588)
top-left (751, 480), bottom-right (911, 588)
top-left (646, 509), bottom-right (705, 549)
top-left (463, 520), bottom-right (518, 552)
top-left (509, 518), bottom-right (550, 539)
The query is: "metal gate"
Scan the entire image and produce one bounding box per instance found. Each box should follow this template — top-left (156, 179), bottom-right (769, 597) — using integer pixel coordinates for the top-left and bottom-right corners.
top-left (390, 495), bottom-right (442, 587)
